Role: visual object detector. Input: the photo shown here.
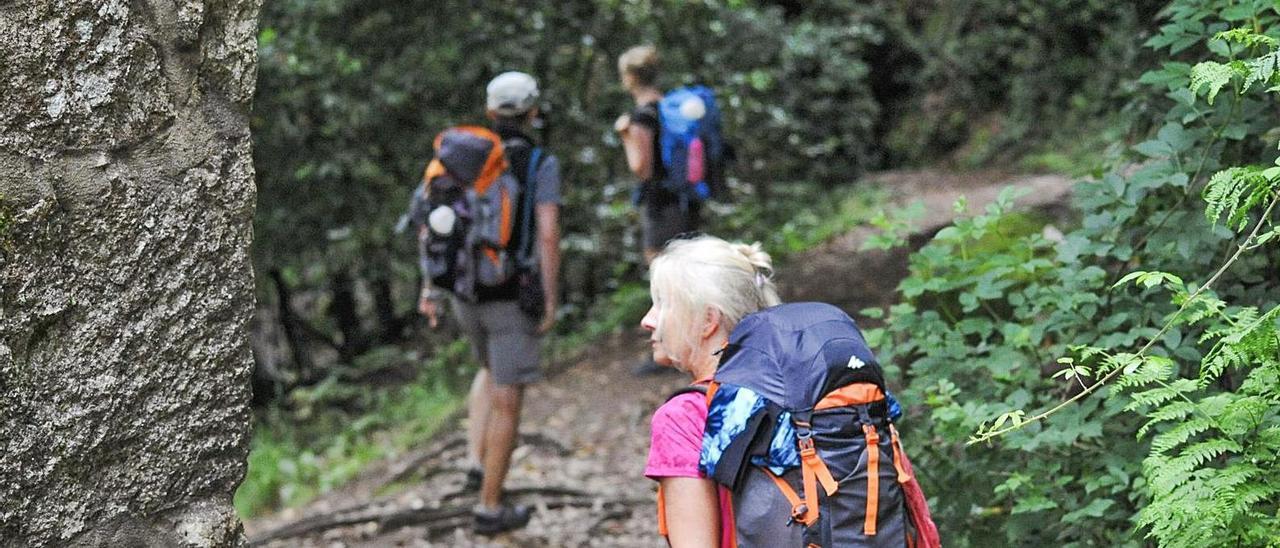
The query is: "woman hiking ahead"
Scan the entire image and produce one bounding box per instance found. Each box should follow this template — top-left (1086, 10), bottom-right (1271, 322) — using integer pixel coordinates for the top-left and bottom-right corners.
top-left (641, 235), bottom-right (781, 547)
top-left (615, 45), bottom-right (702, 265)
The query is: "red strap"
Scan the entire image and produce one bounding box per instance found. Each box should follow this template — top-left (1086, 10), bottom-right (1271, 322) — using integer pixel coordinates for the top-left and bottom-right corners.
top-left (890, 425), bottom-right (912, 484)
top-left (723, 493), bottom-right (737, 548)
top-left (863, 424), bottom-right (880, 536)
top-left (656, 484), bottom-right (668, 537)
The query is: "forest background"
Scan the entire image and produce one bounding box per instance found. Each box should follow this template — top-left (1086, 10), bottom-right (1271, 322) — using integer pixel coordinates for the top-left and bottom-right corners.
top-left (242, 0), bottom-right (1280, 546)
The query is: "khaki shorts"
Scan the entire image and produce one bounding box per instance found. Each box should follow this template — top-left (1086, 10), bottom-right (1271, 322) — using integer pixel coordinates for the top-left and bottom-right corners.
top-left (451, 298), bottom-right (543, 386)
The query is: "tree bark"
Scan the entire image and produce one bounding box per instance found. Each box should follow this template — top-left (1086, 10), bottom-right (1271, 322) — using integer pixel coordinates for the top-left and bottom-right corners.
top-left (0, 0), bottom-right (262, 545)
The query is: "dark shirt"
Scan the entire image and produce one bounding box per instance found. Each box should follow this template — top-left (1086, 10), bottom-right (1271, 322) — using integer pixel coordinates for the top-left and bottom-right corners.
top-left (631, 101), bottom-right (680, 208)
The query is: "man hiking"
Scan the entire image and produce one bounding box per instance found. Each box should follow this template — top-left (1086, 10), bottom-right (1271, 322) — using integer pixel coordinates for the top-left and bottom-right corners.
top-left (414, 71), bottom-right (562, 535)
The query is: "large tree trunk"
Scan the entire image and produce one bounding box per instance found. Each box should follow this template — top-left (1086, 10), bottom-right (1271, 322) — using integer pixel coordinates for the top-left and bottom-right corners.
top-left (0, 0), bottom-right (262, 545)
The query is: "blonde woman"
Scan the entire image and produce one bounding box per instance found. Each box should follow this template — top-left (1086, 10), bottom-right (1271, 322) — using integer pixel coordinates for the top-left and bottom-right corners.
top-left (641, 235), bottom-right (781, 547)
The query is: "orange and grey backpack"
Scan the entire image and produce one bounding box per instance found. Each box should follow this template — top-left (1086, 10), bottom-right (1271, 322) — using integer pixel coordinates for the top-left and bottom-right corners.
top-left (700, 303), bottom-right (941, 548)
top-left (418, 126), bottom-right (522, 301)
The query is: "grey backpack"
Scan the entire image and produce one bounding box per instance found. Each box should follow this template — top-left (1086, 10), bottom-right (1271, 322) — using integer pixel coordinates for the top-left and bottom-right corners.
top-left (417, 126), bottom-right (522, 300)
top-left (702, 303), bottom-right (921, 547)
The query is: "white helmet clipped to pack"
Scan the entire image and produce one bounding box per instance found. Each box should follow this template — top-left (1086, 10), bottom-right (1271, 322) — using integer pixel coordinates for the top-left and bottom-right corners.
top-left (428, 205), bottom-right (457, 235)
top-left (486, 71), bottom-right (540, 116)
top-left (679, 96), bottom-right (706, 121)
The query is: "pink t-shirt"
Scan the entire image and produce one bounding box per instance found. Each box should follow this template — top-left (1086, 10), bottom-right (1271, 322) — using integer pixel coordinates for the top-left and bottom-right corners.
top-left (645, 390), bottom-right (735, 548)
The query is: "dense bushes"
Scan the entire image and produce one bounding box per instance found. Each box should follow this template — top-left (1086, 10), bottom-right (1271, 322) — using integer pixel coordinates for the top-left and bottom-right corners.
top-left (872, 2), bottom-right (1280, 544)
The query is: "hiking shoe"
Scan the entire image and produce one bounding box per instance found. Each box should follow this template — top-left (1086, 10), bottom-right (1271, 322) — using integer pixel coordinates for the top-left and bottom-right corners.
top-left (473, 504), bottom-right (533, 536)
top-left (464, 467), bottom-right (483, 491)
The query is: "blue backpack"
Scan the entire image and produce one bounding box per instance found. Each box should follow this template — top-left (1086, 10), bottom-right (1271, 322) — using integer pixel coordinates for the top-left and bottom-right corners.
top-left (657, 85), bottom-right (727, 206)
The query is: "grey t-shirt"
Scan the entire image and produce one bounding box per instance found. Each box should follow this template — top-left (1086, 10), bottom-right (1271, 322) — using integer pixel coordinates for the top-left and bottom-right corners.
top-left (530, 153), bottom-right (563, 206)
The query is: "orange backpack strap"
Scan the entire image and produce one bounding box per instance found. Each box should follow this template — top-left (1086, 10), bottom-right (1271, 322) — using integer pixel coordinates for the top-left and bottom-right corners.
top-left (428, 125), bottom-right (509, 194)
top-left (764, 467), bottom-right (809, 525)
top-left (814, 384), bottom-right (884, 410)
top-left (862, 424), bottom-right (881, 536)
top-left (423, 158), bottom-right (447, 185)
top-left (450, 125), bottom-right (509, 195)
top-left (764, 434), bottom-right (839, 529)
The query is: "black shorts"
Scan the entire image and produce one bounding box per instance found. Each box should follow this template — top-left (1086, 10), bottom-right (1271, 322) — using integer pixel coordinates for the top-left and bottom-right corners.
top-left (641, 201), bottom-right (701, 251)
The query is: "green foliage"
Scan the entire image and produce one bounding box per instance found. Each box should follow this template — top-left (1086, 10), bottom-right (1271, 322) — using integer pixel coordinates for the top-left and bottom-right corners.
top-left (250, 0), bottom-right (895, 392)
top-left (874, 3), bottom-right (1280, 545)
top-left (249, 0), bottom-right (1160, 397)
top-left (719, 182), bottom-right (888, 257)
top-left (870, 0), bottom-right (1161, 166)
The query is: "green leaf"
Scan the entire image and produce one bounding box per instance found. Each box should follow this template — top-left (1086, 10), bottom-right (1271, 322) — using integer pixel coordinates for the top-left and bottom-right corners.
top-left (1134, 140), bottom-right (1174, 158)
top-left (1113, 271), bottom-right (1147, 289)
top-left (1189, 61), bottom-right (1237, 105)
top-left (1063, 498), bottom-right (1115, 522)
top-left (859, 307), bottom-right (884, 319)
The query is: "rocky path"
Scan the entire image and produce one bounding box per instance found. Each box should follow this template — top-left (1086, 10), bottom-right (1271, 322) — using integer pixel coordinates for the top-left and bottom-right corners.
top-left (243, 170), bottom-right (1075, 547)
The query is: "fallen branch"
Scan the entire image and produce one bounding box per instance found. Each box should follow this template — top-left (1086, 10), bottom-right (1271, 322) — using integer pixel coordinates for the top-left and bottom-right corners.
top-left (248, 486), bottom-right (640, 545)
top-left (587, 507), bottom-right (636, 537)
top-left (402, 496), bottom-right (651, 538)
top-left (383, 431), bottom-right (570, 486)
top-left (383, 435), bottom-right (467, 484)
top-left (247, 500), bottom-right (402, 546)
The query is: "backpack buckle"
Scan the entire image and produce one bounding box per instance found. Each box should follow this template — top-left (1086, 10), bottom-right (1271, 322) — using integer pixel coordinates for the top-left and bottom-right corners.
top-left (788, 503), bottom-right (809, 526)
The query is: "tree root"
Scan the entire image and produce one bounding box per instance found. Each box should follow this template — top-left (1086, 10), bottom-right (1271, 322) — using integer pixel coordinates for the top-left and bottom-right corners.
top-left (248, 487), bottom-right (644, 545)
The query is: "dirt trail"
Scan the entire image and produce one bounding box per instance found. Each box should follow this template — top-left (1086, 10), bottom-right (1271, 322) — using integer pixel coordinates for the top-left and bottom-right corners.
top-left (244, 170), bottom-right (1075, 547)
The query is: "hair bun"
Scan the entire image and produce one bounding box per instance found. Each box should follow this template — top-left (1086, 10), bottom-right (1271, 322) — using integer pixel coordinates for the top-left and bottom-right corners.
top-left (732, 242), bottom-right (774, 276)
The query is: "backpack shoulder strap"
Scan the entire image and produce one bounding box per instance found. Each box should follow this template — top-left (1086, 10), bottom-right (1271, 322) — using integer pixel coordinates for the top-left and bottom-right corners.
top-left (518, 147), bottom-right (544, 261)
top-left (665, 383), bottom-right (709, 402)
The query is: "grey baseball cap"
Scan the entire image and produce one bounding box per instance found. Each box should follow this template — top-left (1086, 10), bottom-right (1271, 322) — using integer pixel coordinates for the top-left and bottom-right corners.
top-left (486, 71), bottom-right (539, 116)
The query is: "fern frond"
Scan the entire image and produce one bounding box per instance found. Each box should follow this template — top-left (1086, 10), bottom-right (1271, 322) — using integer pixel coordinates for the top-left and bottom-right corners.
top-left (1138, 400), bottom-right (1198, 438)
top-left (1190, 61), bottom-right (1242, 104)
top-left (1244, 51), bottom-right (1279, 90)
top-left (1151, 416), bottom-right (1213, 455)
top-left (1117, 355), bottom-right (1178, 389)
top-left (1214, 27), bottom-right (1280, 49)
top-left (1203, 167), bottom-right (1279, 232)
top-left (1126, 378), bottom-right (1199, 412)
top-left (1177, 438), bottom-right (1241, 470)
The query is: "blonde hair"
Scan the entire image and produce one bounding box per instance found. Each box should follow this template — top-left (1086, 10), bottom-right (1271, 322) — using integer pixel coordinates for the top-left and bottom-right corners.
top-left (649, 235), bottom-right (781, 356)
top-left (618, 45), bottom-right (659, 87)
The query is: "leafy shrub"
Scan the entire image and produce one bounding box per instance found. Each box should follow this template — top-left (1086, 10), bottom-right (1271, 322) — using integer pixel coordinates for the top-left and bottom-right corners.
top-left (872, 3), bottom-right (1280, 545)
